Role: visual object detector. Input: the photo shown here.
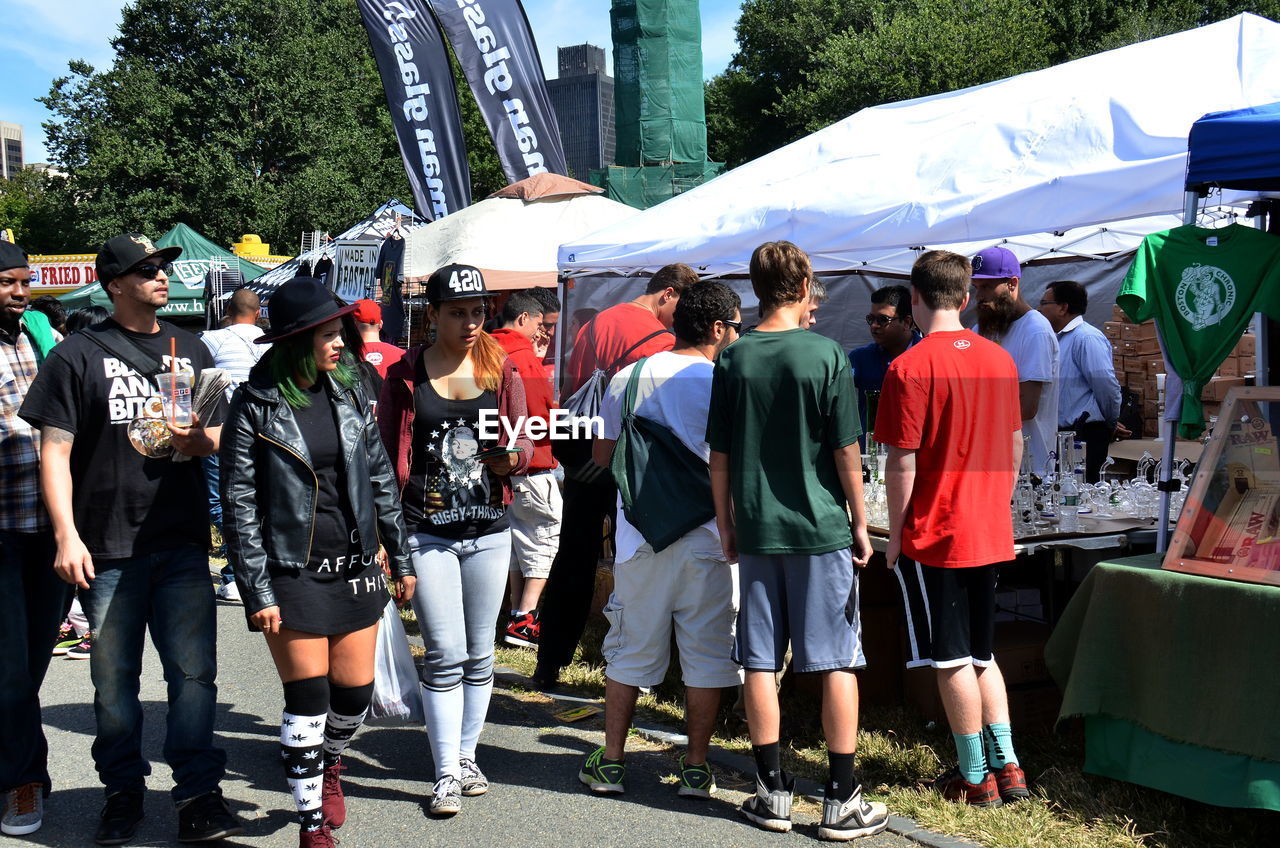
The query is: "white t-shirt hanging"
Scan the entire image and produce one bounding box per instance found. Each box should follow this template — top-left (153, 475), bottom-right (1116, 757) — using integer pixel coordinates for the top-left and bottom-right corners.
top-left (599, 351), bottom-right (722, 564)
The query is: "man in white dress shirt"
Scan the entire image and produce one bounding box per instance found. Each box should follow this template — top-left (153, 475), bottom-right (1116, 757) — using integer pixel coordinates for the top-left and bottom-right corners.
top-left (1037, 280), bottom-right (1128, 482)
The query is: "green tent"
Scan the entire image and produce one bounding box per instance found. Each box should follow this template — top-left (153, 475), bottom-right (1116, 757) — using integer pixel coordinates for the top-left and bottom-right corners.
top-left (59, 223), bottom-right (267, 318)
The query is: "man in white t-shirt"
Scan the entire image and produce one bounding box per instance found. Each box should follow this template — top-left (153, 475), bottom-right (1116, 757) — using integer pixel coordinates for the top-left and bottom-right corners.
top-left (199, 288), bottom-right (269, 601)
top-left (577, 281), bottom-right (741, 800)
top-left (971, 247), bottom-right (1059, 475)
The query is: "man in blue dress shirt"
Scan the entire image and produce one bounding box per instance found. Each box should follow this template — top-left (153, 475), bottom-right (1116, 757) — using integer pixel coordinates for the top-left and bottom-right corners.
top-left (1037, 280), bottom-right (1128, 482)
top-left (848, 285), bottom-right (922, 444)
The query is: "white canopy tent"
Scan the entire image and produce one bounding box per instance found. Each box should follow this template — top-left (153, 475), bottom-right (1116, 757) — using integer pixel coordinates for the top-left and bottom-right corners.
top-left (402, 174), bottom-right (640, 290)
top-left (558, 13), bottom-right (1280, 279)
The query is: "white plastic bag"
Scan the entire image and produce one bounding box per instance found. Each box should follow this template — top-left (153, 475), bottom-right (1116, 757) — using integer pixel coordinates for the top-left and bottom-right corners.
top-left (368, 600), bottom-right (424, 725)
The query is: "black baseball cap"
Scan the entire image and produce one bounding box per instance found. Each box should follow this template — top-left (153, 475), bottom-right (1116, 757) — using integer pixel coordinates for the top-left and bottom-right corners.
top-left (426, 263), bottom-right (490, 304)
top-left (0, 241), bottom-right (28, 273)
top-left (96, 233), bottom-right (183, 284)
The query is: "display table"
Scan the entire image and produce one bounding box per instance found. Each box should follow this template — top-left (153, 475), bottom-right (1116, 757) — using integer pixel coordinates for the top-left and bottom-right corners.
top-left (1045, 553), bottom-right (1280, 810)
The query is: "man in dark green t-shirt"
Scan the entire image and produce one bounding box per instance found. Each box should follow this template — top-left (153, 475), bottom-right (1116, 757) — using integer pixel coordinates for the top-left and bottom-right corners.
top-left (708, 241), bottom-right (888, 840)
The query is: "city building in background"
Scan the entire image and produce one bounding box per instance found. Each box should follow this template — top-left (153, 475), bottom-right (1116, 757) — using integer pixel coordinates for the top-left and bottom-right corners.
top-left (547, 44), bottom-right (615, 183)
top-left (1, 122), bottom-right (24, 179)
top-left (593, 1), bottom-right (723, 209)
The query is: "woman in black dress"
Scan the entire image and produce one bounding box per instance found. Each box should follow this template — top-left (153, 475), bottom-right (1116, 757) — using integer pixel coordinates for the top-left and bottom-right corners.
top-left (221, 277), bottom-right (415, 848)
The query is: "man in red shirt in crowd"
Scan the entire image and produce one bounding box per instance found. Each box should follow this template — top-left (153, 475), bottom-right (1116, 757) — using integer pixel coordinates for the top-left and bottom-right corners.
top-left (533, 264), bottom-right (695, 689)
top-left (352, 299), bottom-right (405, 378)
top-left (490, 289), bottom-right (562, 648)
top-left (875, 250), bottom-right (1030, 808)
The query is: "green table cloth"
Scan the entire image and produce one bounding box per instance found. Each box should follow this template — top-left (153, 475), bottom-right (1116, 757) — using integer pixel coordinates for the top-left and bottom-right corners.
top-left (1046, 553), bottom-right (1280, 810)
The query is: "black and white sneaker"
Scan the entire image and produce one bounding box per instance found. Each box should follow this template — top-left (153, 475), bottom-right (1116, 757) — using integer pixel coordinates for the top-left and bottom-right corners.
top-left (739, 774), bottom-right (794, 833)
top-left (818, 785), bottom-right (890, 841)
top-left (459, 758), bottom-right (489, 796)
top-left (429, 777), bottom-right (462, 816)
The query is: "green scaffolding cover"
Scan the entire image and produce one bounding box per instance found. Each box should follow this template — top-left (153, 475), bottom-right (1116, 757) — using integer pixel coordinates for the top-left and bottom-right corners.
top-left (611, 0), bottom-right (708, 165)
top-left (590, 162), bottom-right (725, 210)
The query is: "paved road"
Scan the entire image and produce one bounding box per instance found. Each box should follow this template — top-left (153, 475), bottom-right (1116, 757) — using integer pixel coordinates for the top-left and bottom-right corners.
top-left (33, 596), bottom-right (922, 848)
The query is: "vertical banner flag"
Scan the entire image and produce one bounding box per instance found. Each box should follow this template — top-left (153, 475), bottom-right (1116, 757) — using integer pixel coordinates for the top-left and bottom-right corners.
top-left (429, 0), bottom-right (568, 183)
top-left (357, 0), bottom-right (472, 220)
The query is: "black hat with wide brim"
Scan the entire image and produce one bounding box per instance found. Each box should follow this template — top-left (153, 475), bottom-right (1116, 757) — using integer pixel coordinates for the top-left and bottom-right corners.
top-left (256, 277), bottom-right (358, 344)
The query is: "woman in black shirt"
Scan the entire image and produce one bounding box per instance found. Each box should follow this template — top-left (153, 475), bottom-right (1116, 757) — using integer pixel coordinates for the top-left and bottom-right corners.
top-left (221, 278), bottom-right (414, 848)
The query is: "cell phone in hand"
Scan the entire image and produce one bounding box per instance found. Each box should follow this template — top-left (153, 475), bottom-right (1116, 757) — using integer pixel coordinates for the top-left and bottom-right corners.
top-left (475, 445), bottom-right (526, 461)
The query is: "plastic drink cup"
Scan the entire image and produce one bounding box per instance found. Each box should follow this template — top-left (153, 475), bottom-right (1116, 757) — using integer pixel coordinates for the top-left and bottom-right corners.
top-left (158, 371), bottom-right (194, 426)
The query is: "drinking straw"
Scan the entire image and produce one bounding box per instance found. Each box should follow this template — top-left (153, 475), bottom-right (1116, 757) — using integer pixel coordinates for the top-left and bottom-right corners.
top-left (169, 336), bottom-right (177, 426)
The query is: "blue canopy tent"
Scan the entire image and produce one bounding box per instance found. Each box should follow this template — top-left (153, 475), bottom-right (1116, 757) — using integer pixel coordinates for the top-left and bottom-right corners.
top-left (1186, 101), bottom-right (1280, 193)
top-left (1155, 101), bottom-right (1280, 550)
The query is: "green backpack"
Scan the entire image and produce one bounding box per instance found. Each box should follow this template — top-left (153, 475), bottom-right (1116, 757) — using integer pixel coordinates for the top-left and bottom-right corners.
top-left (610, 357), bottom-right (716, 553)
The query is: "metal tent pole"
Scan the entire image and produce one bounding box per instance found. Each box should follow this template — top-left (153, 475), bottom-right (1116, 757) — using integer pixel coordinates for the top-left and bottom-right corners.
top-left (1156, 191), bottom-right (1200, 552)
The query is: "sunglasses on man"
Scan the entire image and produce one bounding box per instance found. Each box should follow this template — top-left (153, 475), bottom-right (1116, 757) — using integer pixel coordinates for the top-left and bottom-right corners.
top-left (130, 262), bottom-right (174, 280)
top-left (865, 314), bottom-right (902, 327)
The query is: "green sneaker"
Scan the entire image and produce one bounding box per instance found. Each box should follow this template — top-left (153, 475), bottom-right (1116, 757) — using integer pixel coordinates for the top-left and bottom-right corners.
top-left (578, 746), bottom-right (625, 795)
top-left (677, 755), bottom-right (717, 798)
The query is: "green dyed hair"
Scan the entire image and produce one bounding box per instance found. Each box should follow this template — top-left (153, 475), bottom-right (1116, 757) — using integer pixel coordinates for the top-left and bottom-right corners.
top-left (269, 329), bottom-right (359, 409)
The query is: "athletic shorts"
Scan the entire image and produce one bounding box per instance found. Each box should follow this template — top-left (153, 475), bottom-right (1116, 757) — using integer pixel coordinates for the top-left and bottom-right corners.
top-left (601, 532), bottom-right (741, 689)
top-left (734, 549), bottom-right (865, 674)
top-left (508, 471), bottom-right (562, 579)
top-left (895, 557), bottom-right (997, 668)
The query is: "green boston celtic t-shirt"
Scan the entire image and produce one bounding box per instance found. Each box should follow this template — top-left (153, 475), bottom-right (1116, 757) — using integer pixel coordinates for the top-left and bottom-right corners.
top-left (1118, 224), bottom-right (1280, 439)
top-left (706, 328), bottom-right (862, 555)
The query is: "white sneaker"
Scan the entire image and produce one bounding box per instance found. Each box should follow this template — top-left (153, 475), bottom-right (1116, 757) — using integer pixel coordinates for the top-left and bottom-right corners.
top-left (216, 581), bottom-right (241, 603)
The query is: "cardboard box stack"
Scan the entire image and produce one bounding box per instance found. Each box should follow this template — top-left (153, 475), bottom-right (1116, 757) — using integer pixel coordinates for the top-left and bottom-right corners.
top-left (1105, 304), bottom-right (1256, 437)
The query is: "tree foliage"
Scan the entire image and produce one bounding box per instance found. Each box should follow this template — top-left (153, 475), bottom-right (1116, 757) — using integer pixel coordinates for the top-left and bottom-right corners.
top-left (706, 0), bottom-right (1280, 168)
top-left (36, 0), bottom-right (503, 254)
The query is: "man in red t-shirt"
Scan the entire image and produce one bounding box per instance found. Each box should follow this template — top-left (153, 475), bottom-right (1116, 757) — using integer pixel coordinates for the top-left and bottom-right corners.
top-left (533, 264), bottom-right (694, 690)
top-left (352, 299), bottom-right (405, 378)
top-left (874, 250), bottom-right (1029, 808)
top-left (491, 289), bottom-right (562, 648)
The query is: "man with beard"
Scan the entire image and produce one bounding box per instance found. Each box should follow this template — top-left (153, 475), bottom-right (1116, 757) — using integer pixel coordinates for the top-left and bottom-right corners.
top-left (19, 234), bottom-right (241, 845)
top-left (970, 248), bottom-right (1058, 476)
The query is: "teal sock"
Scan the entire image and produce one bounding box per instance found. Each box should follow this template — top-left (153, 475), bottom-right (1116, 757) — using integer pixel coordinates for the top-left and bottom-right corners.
top-left (984, 723), bottom-right (1018, 769)
top-left (953, 732), bottom-right (987, 785)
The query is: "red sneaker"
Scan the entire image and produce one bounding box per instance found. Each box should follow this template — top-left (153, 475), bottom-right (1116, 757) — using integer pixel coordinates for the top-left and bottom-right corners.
top-left (504, 612), bottom-right (539, 648)
top-left (321, 761), bottom-right (346, 828)
top-left (993, 762), bottom-right (1030, 802)
top-left (930, 768), bottom-right (1002, 807)
top-left (299, 823), bottom-right (337, 848)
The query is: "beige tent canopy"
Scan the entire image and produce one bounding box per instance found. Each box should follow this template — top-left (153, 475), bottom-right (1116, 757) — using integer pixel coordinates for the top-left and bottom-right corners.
top-left (402, 173), bottom-right (640, 290)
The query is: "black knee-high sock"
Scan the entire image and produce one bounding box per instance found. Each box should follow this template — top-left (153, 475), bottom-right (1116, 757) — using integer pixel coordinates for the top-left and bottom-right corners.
top-left (324, 681), bottom-right (374, 767)
top-left (753, 742), bottom-right (784, 791)
top-left (282, 676), bottom-right (329, 830)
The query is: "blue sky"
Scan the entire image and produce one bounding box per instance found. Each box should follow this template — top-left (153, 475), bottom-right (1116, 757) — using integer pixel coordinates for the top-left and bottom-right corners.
top-left (0, 0), bottom-right (743, 164)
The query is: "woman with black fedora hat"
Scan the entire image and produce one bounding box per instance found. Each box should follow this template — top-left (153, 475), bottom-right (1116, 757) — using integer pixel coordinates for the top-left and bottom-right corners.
top-left (378, 264), bottom-right (533, 816)
top-left (220, 277), bottom-right (415, 848)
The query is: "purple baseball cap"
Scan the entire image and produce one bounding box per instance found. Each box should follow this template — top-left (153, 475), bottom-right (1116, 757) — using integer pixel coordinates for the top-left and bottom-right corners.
top-left (970, 246), bottom-right (1021, 279)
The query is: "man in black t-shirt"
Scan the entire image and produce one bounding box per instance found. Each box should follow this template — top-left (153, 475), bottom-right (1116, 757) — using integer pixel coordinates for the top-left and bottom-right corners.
top-left (19, 234), bottom-right (242, 845)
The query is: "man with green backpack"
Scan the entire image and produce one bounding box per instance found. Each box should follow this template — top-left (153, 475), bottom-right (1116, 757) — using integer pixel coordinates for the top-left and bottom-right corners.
top-left (577, 281), bottom-right (742, 800)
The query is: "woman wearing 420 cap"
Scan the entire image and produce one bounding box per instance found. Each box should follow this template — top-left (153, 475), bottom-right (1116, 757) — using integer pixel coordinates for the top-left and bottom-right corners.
top-left (221, 277), bottom-right (415, 848)
top-left (379, 264), bottom-right (532, 816)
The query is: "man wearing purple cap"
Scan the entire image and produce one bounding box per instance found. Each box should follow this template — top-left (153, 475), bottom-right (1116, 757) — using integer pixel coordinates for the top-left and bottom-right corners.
top-left (970, 247), bottom-right (1058, 475)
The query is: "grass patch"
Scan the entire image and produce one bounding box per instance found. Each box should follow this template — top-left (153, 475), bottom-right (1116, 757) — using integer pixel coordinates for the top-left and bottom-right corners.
top-left (485, 616), bottom-right (1275, 848)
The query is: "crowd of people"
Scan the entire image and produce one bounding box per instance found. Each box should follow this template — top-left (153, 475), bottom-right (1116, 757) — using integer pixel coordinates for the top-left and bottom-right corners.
top-left (0, 229), bottom-right (1127, 846)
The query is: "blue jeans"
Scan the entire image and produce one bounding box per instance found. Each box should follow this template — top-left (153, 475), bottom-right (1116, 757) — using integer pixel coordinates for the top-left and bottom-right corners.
top-left (0, 530), bottom-right (71, 793)
top-left (408, 531), bottom-right (511, 690)
top-left (201, 455), bottom-right (232, 582)
top-left (78, 545), bottom-right (226, 802)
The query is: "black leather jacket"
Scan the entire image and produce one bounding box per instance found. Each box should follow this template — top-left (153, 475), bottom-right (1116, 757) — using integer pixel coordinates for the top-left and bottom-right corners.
top-left (220, 361), bottom-right (411, 615)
